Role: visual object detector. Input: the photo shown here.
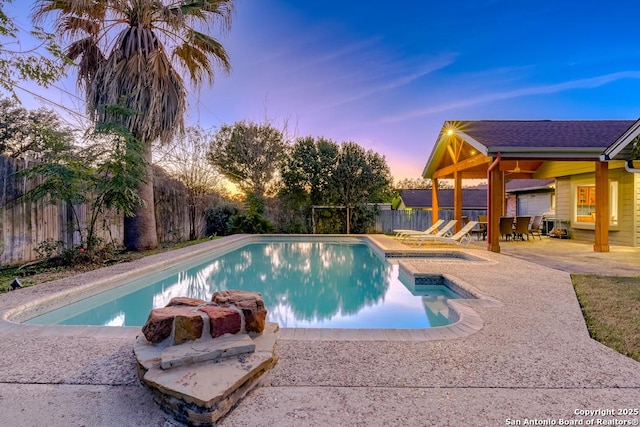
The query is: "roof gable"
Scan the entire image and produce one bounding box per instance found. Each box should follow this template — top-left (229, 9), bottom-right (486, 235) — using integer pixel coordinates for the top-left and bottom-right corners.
top-left (602, 118), bottom-right (640, 161)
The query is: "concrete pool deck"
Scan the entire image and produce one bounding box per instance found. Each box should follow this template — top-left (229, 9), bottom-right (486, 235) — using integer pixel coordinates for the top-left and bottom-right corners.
top-left (0, 235), bottom-right (639, 426)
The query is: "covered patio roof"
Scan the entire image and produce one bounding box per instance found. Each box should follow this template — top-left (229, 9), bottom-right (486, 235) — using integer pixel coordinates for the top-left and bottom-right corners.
top-left (423, 120), bottom-right (634, 179)
top-left (422, 120), bottom-right (635, 253)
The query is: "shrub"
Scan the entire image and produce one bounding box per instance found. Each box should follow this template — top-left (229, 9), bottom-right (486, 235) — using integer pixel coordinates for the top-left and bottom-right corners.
top-left (231, 212), bottom-right (274, 234)
top-left (205, 204), bottom-right (238, 236)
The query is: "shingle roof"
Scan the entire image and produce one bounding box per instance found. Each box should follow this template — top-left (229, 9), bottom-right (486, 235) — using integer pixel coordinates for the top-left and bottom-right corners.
top-left (454, 120), bottom-right (634, 150)
top-left (400, 188), bottom-right (487, 209)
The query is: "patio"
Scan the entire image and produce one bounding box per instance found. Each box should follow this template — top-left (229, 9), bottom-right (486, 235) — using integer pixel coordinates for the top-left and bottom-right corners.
top-left (0, 236), bottom-right (639, 426)
top-left (469, 235), bottom-right (640, 276)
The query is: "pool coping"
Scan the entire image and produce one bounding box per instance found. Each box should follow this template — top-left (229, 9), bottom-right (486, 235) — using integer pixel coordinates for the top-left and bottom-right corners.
top-left (0, 234), bottom-right (502, 342)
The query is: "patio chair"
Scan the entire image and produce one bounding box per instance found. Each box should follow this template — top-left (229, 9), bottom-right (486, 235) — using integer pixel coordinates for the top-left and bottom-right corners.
top-left (471, 215), bottom-right (487, 240)
top-left (513, 216), bottom-right (532, 241)
top-left (528, 215), bottom-right (543, 240)
top-left (411, 221), bottom-right (478, 247)
top-left (499, 216), bottom-right (515, 241)
top-left (403, 219), bottom-right (457, 244)
top-left (394, 219), bottom-right (444, 240)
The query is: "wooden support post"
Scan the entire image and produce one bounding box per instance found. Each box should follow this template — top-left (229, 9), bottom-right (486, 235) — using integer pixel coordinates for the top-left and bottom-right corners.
top-left (487, 161), bottom-right (503, 253)
top-left (594, 161), bottom-right (609, 252)
top-left (431, 178), bottom-right (439, 225)
top-left (454, 171), bottom-right (462, 232)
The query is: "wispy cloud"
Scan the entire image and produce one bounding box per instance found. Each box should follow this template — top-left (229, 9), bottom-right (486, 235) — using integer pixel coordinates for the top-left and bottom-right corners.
top-left (379, 71), bottom-right (640, 123)
top-left (310, 52), bottom-right (458, 111)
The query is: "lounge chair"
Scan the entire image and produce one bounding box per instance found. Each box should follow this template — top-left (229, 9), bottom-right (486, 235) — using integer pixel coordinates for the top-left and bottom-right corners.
top-left (402, 220), bottom-right (457, 243)
top-left (394, 219), bottom-right (444, 240)
top-left (409, 221), bottom-right (478, 247)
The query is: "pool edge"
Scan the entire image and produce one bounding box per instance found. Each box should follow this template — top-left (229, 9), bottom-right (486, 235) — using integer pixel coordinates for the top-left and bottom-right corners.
top-left (0, 234), bottom-right (501, 342)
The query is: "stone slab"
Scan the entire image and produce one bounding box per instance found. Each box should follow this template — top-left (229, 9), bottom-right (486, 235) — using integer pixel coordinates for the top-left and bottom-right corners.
top-left (159, 334), bottom-right (256, 370)
top-left (143, 350), bottom-right (275, 409)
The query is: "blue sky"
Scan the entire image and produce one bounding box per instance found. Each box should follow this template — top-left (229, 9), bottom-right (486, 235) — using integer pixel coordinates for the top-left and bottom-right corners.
top-left (7, 0), bottom-right (640, 180)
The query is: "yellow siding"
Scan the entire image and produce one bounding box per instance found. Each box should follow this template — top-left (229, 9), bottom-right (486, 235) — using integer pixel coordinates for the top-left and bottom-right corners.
top-left (614, 170), bottom-right (635, 247)
top-left (535, 161), bottom-right (595, 179)
top-left (636, 173), bottom-right (640, 247)
top-left (555, 178), bottom-right (571, 219)
top-left (557, 170), bottom-right (635, 246)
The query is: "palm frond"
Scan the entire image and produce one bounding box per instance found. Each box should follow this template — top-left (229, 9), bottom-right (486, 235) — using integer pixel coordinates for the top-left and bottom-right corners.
top-left (187, 30), bottom-right (230, 70)
top-left (58, 16), bottom-right (100, 38)
top-left (65, 37), bottom-right (105, 90)
top-left (174, 0), bottom-right (234, 29)
top-left (173, 43), bottom-right (211, 84)
top-left (33, 0), bottom-right (108, 25)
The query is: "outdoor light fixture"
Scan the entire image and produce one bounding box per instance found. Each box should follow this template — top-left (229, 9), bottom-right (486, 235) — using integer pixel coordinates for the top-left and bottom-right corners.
top-left (446, 129), bottom-right (454, 136)
top-left (10, 277), bottom-right (23, 290)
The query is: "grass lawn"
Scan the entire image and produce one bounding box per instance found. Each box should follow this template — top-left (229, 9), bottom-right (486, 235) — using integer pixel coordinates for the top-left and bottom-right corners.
top-left (573, 274), bottom-right (640, 363)
top-left (0, 238), bottom-right (213, 293)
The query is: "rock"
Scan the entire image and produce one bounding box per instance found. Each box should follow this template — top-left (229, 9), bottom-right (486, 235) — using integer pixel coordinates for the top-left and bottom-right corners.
top-left (211, 290), bottom-right (267, 333)
top-left (159, 334), bottom-right (256, 369)
top-left (173, 313), bottom-right (204, 345)
top-left (166, 297), bottom-right (207, 307)
top-left (142, 306), bottom-right (204, 344)
top-left (198, 305), bottom-right (242, 338)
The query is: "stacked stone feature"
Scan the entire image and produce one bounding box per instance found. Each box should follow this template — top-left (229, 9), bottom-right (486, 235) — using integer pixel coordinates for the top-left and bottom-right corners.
top-left (141, 290), bottom-right (267, 345)
top-left (135, 290), bottom-right (277, 427)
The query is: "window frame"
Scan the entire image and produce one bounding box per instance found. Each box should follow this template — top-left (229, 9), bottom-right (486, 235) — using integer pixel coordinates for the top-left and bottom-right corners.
top-left (573, 181), bottom-right (618, 226)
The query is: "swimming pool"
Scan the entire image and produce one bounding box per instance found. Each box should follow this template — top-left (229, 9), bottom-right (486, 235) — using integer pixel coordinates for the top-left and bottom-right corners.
top-left (25, 240), bottom-right (465, 329)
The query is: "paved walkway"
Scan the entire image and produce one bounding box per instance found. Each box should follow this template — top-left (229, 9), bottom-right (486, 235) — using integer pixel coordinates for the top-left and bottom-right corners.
top-left (0, 235), bottom-right (638, 426)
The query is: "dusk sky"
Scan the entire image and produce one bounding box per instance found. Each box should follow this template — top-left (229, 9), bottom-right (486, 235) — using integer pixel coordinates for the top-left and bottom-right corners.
top-left (7, 1), bottom-right (640, 180)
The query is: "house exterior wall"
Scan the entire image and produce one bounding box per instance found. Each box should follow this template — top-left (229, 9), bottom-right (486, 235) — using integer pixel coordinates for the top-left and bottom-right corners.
top-left (555, 167), bottom-right (635, 246)
top-left (505, 194), bottom-right (517, 216)
top-left (516, 192), bottom-right (553, 216)
top-left (634, 172), bottom-right (640, 247)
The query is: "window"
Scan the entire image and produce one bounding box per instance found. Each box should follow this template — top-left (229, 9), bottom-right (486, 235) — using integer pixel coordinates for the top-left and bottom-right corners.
top-left (576, 186), bottom-right (595, 223)
top-left (574, 182), bottom-right (618, 225)
top-left (610, 181), bottom-right (618, 226)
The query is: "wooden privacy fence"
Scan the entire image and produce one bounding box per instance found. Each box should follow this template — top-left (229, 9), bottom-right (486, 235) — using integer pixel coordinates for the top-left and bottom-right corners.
top-left (0, 156), bottom-right (204, 265)
top-left (0, 156), bottom-right (126, 265)
top-left (369, 209), bottom-right (487, 234)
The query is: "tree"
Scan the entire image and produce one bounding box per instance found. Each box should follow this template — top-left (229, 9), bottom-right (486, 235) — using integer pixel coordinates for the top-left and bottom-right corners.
top-left (281, 136), bottom-right (340, 205)
top-left (395, 177), bottom-right (433, 189)
top-left (155, 126), bottom-right (221, 240)
top-left (332, 142), bottom-right (394, 233)
top-left (0, 97), bottom-right (67, 156)
top-left (279, 136), bottom-right (339, 232)
top-left (0, 1), bottom-right (65, 99)
top-left (17, 104), bottom-right (146, 256)
top-left (208, 120), bottom-right (287, 210)
top-left (278, 138), bottom-right (394, 234)
top-left (33, 0), bottom-right (233, 250)
top-left (394, 177), bottom-right (454, 190)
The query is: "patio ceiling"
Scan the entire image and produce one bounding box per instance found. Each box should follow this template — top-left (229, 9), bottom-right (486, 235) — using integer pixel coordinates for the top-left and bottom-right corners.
top-left (424, 132), bottom-right (544, 179)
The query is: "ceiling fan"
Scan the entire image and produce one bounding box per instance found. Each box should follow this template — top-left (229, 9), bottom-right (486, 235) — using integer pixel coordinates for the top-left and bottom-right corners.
top-left (506, 161), bottom-right (536, 175)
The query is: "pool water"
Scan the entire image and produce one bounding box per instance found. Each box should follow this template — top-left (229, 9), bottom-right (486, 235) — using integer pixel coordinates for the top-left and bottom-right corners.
top-left (26, 242), bottom-right (462, 329)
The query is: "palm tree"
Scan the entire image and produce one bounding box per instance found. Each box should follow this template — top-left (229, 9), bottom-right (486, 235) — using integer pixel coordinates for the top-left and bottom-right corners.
top-left (33, 0), bottom-right (233, 250)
